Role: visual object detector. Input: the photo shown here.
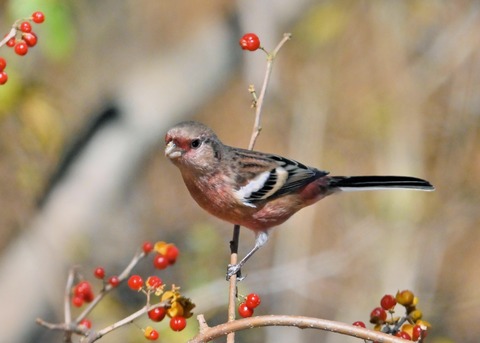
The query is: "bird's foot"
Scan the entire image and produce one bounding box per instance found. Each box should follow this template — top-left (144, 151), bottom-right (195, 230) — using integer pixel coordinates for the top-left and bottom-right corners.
top-left (226, 264), bottom-right (245, 281)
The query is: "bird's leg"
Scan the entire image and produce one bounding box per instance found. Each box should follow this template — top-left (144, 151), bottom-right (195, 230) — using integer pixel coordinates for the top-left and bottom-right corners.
top-left (226, 231), bottom-right (269, 280)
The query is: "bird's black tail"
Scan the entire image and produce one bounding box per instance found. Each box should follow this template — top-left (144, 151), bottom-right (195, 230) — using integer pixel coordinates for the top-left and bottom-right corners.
top-left (329, 176), bottom-right (434, 191)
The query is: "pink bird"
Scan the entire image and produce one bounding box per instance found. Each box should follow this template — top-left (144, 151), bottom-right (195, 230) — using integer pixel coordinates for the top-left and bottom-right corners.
top-left (165, 121), bottom-right (434, 278)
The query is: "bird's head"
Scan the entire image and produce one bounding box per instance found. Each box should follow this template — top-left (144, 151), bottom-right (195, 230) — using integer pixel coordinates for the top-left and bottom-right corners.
top-left (165, 121), bottom-right (223, 172)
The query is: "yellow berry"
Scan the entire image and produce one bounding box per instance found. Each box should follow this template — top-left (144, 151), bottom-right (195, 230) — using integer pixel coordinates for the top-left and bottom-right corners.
top-left (396, 290), bottom-right (414, 306)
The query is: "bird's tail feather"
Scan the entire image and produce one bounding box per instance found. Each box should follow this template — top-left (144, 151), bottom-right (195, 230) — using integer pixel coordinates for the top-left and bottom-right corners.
top-left (329, 176), bottom-right (434, 192)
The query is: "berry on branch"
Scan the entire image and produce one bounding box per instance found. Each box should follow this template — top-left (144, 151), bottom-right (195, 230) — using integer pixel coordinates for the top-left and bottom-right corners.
top-left (0, 72), bottom-right (7, 85)
top-left (0, 57), bottom-right (6, 71)
top-left (144, 326), bottom-right (159, 340)
top-left (19, 21), bottom-right (32, 33)
top-left (22, 32), bottom-right (38, 47)
top-left (127, 275), bottom-right (144, 291)
top-left (93, 267), bottom-right (105, 279)
top-left (245, 293), bottom-right (261, 309)
top-left (108, 275), bottom-right (120, 288)
top-left (14, 41), bottom-right (28, 56)
top-left (239, 33), bottom-right (261, 51)
top-left (148, 307), bottom-right (167, 322)
top-left (238, 302), bottom-right (254, 318)
top-left (380, 294), bottom-right (397, 311)
top-left (32, 11), bottom-right (46, 24)
top-left (169, 316), bottom-right (187, 331)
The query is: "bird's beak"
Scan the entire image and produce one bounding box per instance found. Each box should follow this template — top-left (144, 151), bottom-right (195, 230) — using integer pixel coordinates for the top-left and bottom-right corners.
top-left (165, 141), bottom-right (182, 159)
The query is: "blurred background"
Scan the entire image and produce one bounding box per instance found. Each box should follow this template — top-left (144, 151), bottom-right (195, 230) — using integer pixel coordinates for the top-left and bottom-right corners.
top-left (0, 0), bottom-right (479, 342)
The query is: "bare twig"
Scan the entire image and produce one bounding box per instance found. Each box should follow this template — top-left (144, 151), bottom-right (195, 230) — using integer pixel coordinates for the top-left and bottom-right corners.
top-left (189, 315), bottom-right (410, 343)
top-left (248, 33), bottom-right (292, 150)
top-left (226, 225), bottom-right (240, 343)
top-left (64, 268), bottom-right (77, 342)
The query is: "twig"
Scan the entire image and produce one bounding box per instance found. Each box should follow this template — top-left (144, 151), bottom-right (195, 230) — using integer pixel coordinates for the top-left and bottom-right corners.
top-left (64, 268), bottom-right (77, 342)
top-left (81, 301), bottom-right (170, 343)
top-left (248, 33), bottom-right (292, 150)
top-left (226, 225), bottom-right (240, 343)
top-left (188, 315), bottom-right (409, 343)
top-left (76, 250), bottom-right (147, 323)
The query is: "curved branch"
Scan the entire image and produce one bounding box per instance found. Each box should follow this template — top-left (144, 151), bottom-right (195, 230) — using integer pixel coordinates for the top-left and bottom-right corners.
top-left (189, 314), bottom-right (409, 343)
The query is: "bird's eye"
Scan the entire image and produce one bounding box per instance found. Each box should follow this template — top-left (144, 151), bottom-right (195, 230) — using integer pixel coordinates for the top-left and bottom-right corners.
top-left (190, 139), bottom-right (201, 149)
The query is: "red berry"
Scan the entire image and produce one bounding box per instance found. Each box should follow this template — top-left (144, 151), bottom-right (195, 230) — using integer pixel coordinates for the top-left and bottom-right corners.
top-left (395, 331), bottom-right (411, 340)
top-left (146, 275), bottom-right (163, 289)
top-left (0, 57), bottom-right (6, 72)
top-left (14, 41), bottom-right (28, 56)
top-left (352, 321), bottom-right (366, 328)
top-left (79, 319), bottom-right (92, 329)
top-left (165, 244), bottom-right (179, 264)
top-left (245, 293), bottom-right (261, 309)
top-left (32, 11), bottom-right (45, 24)
top-left (412, 324), bottom-right (423, 341)
top-left (148, 307), bottom-right (167, 322)
top-left (83, 289), bottom-right (94, 303)
top-left (169, 316), bottom-right (187, 331)
top-left (0, 71), bottom-right (7, 85)
top-left (239, 33), bottom-right (261, 51)
top-left (74, 281), bottom-right (92, 298)
top-left (72, 295), bottom-right (84, 307)
top-left (380, 294), bottom-right (397, 311)
top-left (153, 253), bottom-right (169, 270)
top-left (238, 302), bottom-right (254, 318)
top-left (19, 21), bottom-right (32, 33)
top-left (108, 275), bottom-right (120, 288)
top-left (143, 241), bottom-right (154, 254)
top-left (127, 275), bottom-right (143, 291)
top-left (6, 37), bottom-right (16, 47)
top-left (144, 326), bottom-right (159, 340)
top-left (369, 307), bottom-right (387, 324)
top-left (93, 267), bottom-right (105, 279)
top-left (22, 32), bottom-right (37, 47)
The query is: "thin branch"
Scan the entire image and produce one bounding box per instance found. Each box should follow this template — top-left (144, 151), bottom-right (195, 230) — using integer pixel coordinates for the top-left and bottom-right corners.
top-left (76, 250), bottom-right (147, 323)
top-left (64, 268), bottom-right (77, 343)
top-left (189, 315), bottom-right (410, 343)
top-left (82, 301), bottom-right (170, 343)
top-left (248, 33), bottom-right (292, 150)
top-left (226, 225), bottom-right (240, 343)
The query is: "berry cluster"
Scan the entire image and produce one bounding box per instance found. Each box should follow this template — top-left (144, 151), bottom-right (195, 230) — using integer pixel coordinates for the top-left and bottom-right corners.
top-left (65, 241), bottom-right (194, 341)
top-left (134, 241), bottom-right (192, 340)
top-left (149, 241), bottom-right (179, 270)
top-left (237, 293), bottom-right (261, 318)
top-left (72, 281), bottom-right (94, 307)
top-left (0, 11), bottom-right (45, 85)
top-left (353, 290), bottom-right (430, 342)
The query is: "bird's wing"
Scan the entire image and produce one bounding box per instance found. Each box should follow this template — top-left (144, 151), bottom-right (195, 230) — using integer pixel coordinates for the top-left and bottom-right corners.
top-left (229, 148), bottom-right (328, 207)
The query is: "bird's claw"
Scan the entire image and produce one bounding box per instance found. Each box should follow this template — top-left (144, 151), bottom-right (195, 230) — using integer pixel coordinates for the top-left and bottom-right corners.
top-left (226, 264), bottom-right (245, 281)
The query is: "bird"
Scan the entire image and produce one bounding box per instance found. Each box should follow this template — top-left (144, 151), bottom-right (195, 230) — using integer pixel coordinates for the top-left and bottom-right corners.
top-left (164, 121), bottom-right (434, 279)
